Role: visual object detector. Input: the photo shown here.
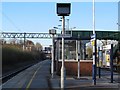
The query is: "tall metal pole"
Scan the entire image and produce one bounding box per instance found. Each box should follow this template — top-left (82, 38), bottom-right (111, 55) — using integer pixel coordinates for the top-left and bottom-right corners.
top-left (67, 19), bottom-right (70, 59)
top-left (77, 40), bottom-right (80, 78)
top-left (51, 34), bottom-right (54, 78)
top-left (58, 40), bottom-right (60, 60)
top-left (98, 47), bottom-right (101, 78)
top-left (61, 16), bottom-right (65, 89)
top-left (110, 44), bottom-right (113, 83)
top-left (23, 32), bottom-right (26, 51)
top-left (56, 40), bottom-right (60, 72)
top-left (118, 2), bottom-right (120, 51)
top-left (85, 44), bottom-right (86, 60)
top-left (71, 29), bottom-right (72, 37)
top-left (67, 19), bottom-right (69, 30)
top-left (83, 44), bottom-right (86, 60)
top-left (76, 40), bottom-right (78, 61)
top-left (92, 0), bottom-right (97, 85)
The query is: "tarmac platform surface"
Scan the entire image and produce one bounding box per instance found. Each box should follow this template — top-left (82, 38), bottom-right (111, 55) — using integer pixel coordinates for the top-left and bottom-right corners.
top-left (1, 60), bottom-right (120, 90)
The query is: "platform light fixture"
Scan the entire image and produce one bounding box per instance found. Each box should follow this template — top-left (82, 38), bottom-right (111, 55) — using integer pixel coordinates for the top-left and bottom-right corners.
top-left (57, 3), bottom-right (71, 16)
top-left (56, 3), bottom-right (71, 89)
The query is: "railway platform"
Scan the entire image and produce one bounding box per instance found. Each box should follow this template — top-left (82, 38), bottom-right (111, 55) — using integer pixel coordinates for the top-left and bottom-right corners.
top-left (1, 60), bottom-right (120, 90)
top-left (2, 60), bottom-right (51, 90)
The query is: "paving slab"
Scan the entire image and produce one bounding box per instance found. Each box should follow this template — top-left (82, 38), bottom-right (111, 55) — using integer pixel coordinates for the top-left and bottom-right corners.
top-left (50, 69), bottom-right (120, 90)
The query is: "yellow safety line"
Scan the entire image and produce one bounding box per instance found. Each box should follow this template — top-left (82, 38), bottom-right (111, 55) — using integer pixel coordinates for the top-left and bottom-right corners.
top-left (25, 66), bottom-right (41, 90)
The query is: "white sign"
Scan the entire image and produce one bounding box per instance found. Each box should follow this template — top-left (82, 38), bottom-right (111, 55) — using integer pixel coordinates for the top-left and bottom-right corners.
top-left (103, 45), bottom-right (111, 50)
top-left (58, 34), bottom-right (71, 38)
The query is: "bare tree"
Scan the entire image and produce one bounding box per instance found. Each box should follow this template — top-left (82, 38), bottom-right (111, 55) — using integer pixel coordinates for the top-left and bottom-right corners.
top-left (35, 42), bottom-right (43, 51)
top-left (0, 39), bottom-right (6, 45)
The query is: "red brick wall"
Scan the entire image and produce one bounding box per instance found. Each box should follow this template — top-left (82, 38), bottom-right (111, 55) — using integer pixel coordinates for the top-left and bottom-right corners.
top-left (56, 60), bottom-right (92, 76)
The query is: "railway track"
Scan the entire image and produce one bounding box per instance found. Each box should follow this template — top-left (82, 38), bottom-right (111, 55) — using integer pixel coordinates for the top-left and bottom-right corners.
top-left (0, 62), bottom-right (38, 84)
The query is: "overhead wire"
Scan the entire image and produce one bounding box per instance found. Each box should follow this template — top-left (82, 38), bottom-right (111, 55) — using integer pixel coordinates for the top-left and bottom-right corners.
top-left (2, 12), bottom-right (23, 32)
top-left (2, 12), bottom-right (24, 42)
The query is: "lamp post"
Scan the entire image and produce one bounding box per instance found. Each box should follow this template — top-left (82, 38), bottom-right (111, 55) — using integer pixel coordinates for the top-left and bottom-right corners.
top-left (92, 0), bottom-right (97, 85)
top-left (59, 18), bottom-right (69, 30)
top-left (118, 1), bottom-right (120, 51)
top-left (57, 3), bottom-right (71, 89)
top-left (67, 19), bottom-right (69, 30)
top-left (53, 26), bottom-right (61, 61)
top-left (77, 34), bottom-right (81, 79)
top-left (53, 26), bottom-right (62, 34)
top-left (117, 23), bottom-right (120, 51)
top-left (70, 27), bottom-right (76, 37)
top-left (59, 19), bottom-right (69, 35)
top-left (49, 29), bottom-right (56, 78)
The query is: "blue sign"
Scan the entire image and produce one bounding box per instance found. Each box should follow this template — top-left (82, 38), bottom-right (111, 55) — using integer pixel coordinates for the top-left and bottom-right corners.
top-left (91, 34), bottom-right (96, 39)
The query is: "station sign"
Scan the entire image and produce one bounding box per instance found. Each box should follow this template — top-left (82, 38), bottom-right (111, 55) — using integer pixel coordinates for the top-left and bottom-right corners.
top-left (57, 34), bottom-right (71, 38)
top-left (91, 34), bottom-right (96, 40)
top-left (103, 45), bottom-right (111, 50)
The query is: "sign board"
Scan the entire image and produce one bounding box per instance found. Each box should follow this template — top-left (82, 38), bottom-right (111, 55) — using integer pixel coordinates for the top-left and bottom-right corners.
top-left (91, 40), bottom-right (95, 46)
top-left (57, 34), bottom-right (71, 38)
top-left (103, 45), bottom-right (111, 50)
top-left (91, 34), bottom-right (96, 39)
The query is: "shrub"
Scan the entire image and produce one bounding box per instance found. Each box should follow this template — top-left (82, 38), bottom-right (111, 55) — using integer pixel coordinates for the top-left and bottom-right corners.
top-left (2, 44), bottom-right (45, 66)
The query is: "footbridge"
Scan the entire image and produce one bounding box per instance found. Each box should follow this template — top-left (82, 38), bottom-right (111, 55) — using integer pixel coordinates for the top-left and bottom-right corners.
top-left (1, 30), bottom-right (119, 41)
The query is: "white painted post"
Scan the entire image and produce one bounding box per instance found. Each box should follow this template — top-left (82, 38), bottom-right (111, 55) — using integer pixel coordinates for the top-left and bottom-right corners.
top-left (51, 34), bottom-right (54, 78)
top-left (61, 16), bottom-right (66, 88)
top-left (78, 40), bottom-right (80, 78)
top-left (76, 40), bottom-right (78, 61)
top-left (92, 0), bottom-right (97, 85)
top-left (58, 40), bottom-right (60, 60)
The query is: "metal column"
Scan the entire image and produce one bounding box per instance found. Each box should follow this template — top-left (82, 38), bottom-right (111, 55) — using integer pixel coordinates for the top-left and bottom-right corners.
top-left (51, 34), bottom-right (54, 78)
top-left (61, 16), bottom-right (66, 88)
top-left (92, 0), bottom-right (97, 85)
top-left (77, 40), bottom-right (80, 78)
top-left (110, 44), bottom-right (113, 83)
top-left (23, 32), bottom-right (26, 51)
